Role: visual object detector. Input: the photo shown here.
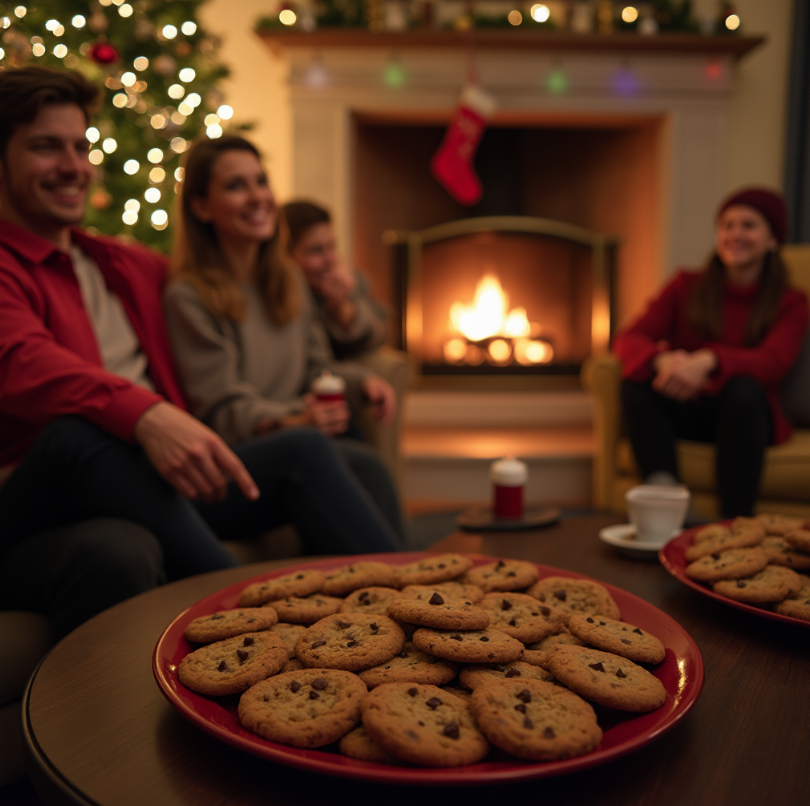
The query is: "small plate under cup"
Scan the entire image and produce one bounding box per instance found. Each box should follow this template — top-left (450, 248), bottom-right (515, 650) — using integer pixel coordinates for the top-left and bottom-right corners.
top-left (599, 524), bottom-right (681, 560)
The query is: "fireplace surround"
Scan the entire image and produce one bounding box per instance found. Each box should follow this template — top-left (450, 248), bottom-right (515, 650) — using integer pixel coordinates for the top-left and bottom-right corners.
top-left (383, 215), bottom-right (618, 378)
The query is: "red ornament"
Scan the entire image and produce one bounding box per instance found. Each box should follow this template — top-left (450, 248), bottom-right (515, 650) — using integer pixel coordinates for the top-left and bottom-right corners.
top-left (89, 41), bottom-right (119, 65)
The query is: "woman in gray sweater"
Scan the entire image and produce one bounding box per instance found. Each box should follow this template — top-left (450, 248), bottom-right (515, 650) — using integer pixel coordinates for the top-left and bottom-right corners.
top-left (164, 135), bottom-right (404, 542)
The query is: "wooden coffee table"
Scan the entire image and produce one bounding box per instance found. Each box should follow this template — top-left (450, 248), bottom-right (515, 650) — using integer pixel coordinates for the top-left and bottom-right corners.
top-left (24, 515), bottom-right (809, 805)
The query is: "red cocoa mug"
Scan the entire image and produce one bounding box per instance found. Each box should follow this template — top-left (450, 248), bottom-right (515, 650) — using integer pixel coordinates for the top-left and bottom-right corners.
top-left (311, 370), bottom-right (346, 403)
top-left (491, 456), bottom-right (528, 519)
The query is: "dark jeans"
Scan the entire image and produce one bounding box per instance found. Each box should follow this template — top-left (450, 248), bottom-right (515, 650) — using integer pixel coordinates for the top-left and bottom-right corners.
top-left (621, 376), bottom-right (773, 518)
top-left (0, 417), bottom-right (402, 619)
top-left (0, 519), bottom-right (165, 640)
top-left (333, 437), bottom-right (406, 543)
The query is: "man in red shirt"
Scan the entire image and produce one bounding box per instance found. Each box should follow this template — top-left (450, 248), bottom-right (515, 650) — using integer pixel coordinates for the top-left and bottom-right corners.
top-left (0, 67), bottom-right (400, 638)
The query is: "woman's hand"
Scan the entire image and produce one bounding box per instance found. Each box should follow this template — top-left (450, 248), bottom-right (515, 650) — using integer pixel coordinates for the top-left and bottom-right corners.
top-left (303, 393), bottom-right (351, 436)
top-left (362, 375), bottom-right (396, 425)
top-left (652, 349), bottom-right (717, 401)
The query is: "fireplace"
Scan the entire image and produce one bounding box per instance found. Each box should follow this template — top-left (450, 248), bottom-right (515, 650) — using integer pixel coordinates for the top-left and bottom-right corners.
top-left (384, 216), bottom-right (617, 378)
top-left (260, 32), bottom-right (758, 349)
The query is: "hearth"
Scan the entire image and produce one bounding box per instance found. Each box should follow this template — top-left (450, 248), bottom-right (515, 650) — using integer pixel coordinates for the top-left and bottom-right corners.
top-left (384, 216), bottom-right (618, 377)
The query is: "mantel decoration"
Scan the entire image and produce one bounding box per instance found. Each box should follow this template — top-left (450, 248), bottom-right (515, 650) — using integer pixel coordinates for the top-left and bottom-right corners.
top-left (0, 0), bottom-right (238, 250)
top-left (256, 0), bottom-right (742, 37)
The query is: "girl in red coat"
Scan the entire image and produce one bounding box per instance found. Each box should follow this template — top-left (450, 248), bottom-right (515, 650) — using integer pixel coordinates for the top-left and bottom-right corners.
top-left (613, 189), bottom-right (809, 517)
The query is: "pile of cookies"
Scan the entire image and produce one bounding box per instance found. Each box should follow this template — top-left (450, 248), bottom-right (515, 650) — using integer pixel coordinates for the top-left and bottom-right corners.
top-left (683, 514), bottom-right (810, 621)
top-left (176, 555), bottom-right (671, 768)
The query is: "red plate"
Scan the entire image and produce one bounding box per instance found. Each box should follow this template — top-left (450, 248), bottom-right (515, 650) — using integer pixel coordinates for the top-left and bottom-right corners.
top-left (153, 553), bottom-right (704, 786)
top-left (660, 529), bottom-right (810, 628)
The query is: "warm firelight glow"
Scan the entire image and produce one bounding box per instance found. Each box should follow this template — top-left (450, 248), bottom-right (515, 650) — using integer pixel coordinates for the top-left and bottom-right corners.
top-left (449, 273), bottom-right (527, 342)
top-left (515, 338), bottom-right (554, 365)
top-left (443, 271), bottom-right (554, 366)
top-left (488, 338), bottom-right (512, 363)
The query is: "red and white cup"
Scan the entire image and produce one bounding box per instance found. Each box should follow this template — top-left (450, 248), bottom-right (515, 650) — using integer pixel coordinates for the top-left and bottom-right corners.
top-left (491, 457), bottom-right (528, 519)
top-left (311, 370), bottom-right (346, 403)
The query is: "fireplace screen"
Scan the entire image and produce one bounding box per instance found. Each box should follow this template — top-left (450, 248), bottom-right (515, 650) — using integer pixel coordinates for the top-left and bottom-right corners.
top-left (385, 217), bottom-right (617, 377)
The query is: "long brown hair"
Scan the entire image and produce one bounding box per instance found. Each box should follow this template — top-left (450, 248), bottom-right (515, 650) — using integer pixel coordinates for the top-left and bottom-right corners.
top-left (171, 135), bottom-right (300, 325)
top-left (687, 250), bottom-right (788, 345)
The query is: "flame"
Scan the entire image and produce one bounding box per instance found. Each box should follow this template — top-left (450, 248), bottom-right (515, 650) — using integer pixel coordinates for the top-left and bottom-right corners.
top-left (449, 273), bottom-right (531, 342)
top-left (445, 271), bottom-right (553, 365)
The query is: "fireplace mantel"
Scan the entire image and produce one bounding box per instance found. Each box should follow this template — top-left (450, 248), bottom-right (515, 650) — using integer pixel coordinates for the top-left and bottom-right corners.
top-left (258, 30), bottom-right (764, 59)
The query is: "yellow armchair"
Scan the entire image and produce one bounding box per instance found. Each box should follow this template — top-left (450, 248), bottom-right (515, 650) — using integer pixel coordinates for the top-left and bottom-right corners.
top-left (583, 245), bottom-right (810, 521)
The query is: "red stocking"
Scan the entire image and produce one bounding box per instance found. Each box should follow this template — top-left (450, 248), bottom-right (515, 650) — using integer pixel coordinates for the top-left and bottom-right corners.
top-left (430, 84), bottom-right (496, 206)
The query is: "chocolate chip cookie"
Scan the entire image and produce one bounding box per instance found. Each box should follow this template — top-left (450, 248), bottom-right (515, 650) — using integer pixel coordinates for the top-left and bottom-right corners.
top-left (459, 661), bottom-right (556, 690)
top-left (178, 631), bottom-right (288, 696)
top-left (526, 576), bottom-right (621, 619)
top-left (411, 627), bottom-right (524, 664)
top-left (358, 642), bottom-right (458, 688)
top-left (268, 622), bottom-right (307, 658)
top-left (479, 592), bottom-right (564, 643)
top-left (544, 645), bottom-right (667, 712)
top-left (387, 593), bottom-right (491, 630)
top-left (399, 582), bottom-right (485, 604)
top-left (712, 565), bottom-right (804, 604)
top-left (238, 669), bottom-right (367, 748)
top-left (238, 569), bottom-right (325, 607)
top-left (461, 559), bottom-right (539, 593)
top-left (339, 586), bottom-right (403, 616)
top-left (295, 613), bottom-right (406, 672)
top-left (361, 682), bottom-right (490, 767)
top-left (684, 520), bottom-right (765, 561)
top-left (759, 536), bottom-right (810, 570)
top-left (566, 614), bottom-right (666, 665)
top-left (339, 725), bottom-right (402, 764)
top-left (320, 561), bottom-right (397, 596)
top-left (774, 574), bottom-right (810, 620)
top-left (471, 678), bottom-right (602, 761)
top-left (184, 607), bottom-right (278, 643)
top-left (685, 546), bottom-right (769, 583)
top-left (267, 594), bottom-right (343, 624)
top-left (785, 528), bottom-right (810, 553)
top-left (394, 554), bottom-right (473, 588)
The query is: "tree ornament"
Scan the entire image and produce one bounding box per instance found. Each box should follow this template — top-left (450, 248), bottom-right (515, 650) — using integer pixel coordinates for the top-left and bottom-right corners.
top-left (430, 83), bottom-right (497, 206)
top-left (1, 29), bottom-right (32, 64)
top-left (90, 189), bottom-right (113, 211)
top-left (153, 54), bottom-right (177, 76)
top-left (135, 19), bottom-right (155, 40)
top-left (89, 40), bottom-right (119, 65)
top-left (88, 8), bottom-right (109, 34)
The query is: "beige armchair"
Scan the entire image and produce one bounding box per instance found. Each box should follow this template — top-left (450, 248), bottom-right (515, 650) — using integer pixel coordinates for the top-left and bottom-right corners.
top-left (583, 245), bottom-right (810, 521)
top-left (353, 346), bottom-right (413, 496)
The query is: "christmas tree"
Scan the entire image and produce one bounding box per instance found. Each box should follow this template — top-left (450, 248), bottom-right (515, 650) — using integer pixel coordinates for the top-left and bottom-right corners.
top-left (0, 0), bottom-right (232, 251)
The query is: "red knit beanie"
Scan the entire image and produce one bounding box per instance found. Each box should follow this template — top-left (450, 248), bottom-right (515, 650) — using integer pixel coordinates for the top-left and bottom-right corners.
top-left (717, 187), bottom-right (788, 245)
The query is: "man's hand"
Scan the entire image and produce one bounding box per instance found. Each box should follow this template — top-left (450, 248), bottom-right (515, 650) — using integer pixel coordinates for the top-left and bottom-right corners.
top-left (133, 401), bottom-right (259, 502)
top-left (317, 260), bottom-right (358, 331)
top-left (362, 375), bottom-right (396, 425)
top-left (652, 349), bottom-right (717, 401)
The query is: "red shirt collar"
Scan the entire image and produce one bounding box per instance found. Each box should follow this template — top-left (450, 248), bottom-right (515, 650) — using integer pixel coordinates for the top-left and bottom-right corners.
top-left (0, 219), bottom-right (115, 267)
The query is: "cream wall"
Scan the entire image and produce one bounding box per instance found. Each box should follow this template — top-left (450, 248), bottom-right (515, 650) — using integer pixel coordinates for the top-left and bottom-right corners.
top-left (199, 0), bottom-right (293, 199)
top-left (203, 0), bottom-right (795, 201)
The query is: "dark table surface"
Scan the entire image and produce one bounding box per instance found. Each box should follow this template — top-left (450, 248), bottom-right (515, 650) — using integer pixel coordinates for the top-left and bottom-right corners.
top-left (24, 514), bottom-right (810, 806)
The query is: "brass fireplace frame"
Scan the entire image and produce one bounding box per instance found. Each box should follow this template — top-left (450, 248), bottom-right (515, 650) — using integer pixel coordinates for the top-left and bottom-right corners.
top-left (383, 216), bottom-right (619, 386)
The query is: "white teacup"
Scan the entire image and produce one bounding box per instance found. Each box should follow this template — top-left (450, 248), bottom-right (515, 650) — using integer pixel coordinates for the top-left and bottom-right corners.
top-left (625, 484), bottom-right (690, 545)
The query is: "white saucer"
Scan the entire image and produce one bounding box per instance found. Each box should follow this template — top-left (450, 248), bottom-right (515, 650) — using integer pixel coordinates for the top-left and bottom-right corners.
top-left (599, 524), bottom-right (681, 560)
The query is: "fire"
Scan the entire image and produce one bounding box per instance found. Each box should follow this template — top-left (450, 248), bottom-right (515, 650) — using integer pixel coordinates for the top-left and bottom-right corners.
top-left (449, 273), bottom-right (529, 342)
top-left (444, 272), bottom-right (553, 366)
